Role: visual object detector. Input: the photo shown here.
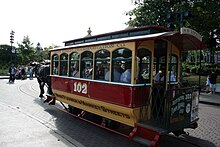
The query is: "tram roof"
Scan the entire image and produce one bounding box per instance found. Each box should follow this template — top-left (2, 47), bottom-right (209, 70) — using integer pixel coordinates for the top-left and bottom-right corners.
top-left (63, 26), bottom-right (169, 46)
top-left (52, 26), bottom-right (205, 52)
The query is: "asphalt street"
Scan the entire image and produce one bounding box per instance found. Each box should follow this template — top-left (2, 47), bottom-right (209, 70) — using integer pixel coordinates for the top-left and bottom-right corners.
top-left (0, 78), bottom-right (219, 147)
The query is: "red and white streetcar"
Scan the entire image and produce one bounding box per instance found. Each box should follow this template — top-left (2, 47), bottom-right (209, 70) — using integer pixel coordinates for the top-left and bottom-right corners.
top-left (47, 26), bottom-right (203, 146)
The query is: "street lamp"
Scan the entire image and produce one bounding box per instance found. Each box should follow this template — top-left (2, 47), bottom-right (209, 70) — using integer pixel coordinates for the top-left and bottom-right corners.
top-left (36, 42), bottom-right (43, 61)
top-left (166, 10), bottom-right (190, 31)
top-left (10, 30), bottom-right (15, 64)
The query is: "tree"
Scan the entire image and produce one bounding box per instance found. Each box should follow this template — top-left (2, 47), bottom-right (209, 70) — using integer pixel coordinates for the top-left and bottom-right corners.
top-left (17, 36), bottom-right (35, 65)
top-left (127, 0), bottom-right (220, 46)
top-left (0, 44), bottom-right (12, 67)
top-left (43, 44), bottom-right (60, 61)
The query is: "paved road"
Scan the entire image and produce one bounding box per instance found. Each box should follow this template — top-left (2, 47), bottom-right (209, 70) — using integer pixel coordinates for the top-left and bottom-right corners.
top-left (0, 79), bottom-right (144, 147)
top-left (0, 79), bottom-right (219, 147)
top-left (186, 104), bottom-right (220, 147)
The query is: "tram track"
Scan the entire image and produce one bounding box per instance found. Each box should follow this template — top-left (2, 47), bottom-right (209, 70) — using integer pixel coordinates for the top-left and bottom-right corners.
top-left (18, 83), bottom-right (37, 98)
top-left (15, 81), bottom-right (86, 147)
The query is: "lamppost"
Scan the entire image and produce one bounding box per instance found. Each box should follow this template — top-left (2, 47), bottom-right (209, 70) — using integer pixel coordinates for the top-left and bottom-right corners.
top-left (36, 42), bottom-right (43, 61)
top-left (10, 30), bottom-right (15, 64)
top-left (166, 10), bottom-right (190, 31)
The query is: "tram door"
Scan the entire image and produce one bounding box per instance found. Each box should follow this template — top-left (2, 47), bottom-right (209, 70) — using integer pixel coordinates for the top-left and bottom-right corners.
top-left (151, 39), bottom-right (168, 123)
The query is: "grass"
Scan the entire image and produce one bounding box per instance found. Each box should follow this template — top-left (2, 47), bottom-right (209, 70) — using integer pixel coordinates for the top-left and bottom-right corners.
top-left (0, 68), bottom-right (8, 76)
top-left (183, 75), bottom-right (220, 87)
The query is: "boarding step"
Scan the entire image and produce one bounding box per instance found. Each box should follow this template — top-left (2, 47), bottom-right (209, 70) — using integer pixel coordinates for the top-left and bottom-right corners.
top-left (131, 122), bottom-right (166, 147)
top-left (133, 136), bottom-right (152, 146)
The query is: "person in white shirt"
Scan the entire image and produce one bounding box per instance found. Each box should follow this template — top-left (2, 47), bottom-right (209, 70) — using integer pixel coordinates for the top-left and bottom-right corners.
top-left (120, 69), bottom-right (131, 83)
top-left (167, 70), bottom-right (176, 82)
top-left (105, 64), bottom-right (121, 82)
top-left (120, 62), bottom-right (132, 83)
top-left (154, 65), bottom-right (165, 83)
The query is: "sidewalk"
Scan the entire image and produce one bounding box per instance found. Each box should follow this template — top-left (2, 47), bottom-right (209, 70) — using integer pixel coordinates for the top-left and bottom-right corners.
top-left (199, 92), bottom-right (220, 106)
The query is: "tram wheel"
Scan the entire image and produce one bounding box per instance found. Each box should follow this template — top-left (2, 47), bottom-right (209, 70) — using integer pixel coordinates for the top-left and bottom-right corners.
top-left (109, 120), bottom-right (121, 129)
top-left (68, 105), bottom-right (81, 115)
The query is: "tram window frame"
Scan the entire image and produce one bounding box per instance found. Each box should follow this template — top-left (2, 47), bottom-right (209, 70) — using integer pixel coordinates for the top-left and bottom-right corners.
top-left (137, 48), bottom-right (151, 84)
top-left (168, 55), bottom-right (178, 82)
top-left (69, 52), bottom-right (79, 78)
top-left (153, 56), bottom-right (166, 83)
top-left (52, 54), bottom-right (59, 75)
top-left (94, 49), bottom-right (110, 81)
top-left (153, 56), bottom-right (166, 76)
top-left (60, 53), bottom-right (68, 76)
top-left (112, 48), bottom-right (132, 83)
top-left (81, 51), bottom-right (93, 79)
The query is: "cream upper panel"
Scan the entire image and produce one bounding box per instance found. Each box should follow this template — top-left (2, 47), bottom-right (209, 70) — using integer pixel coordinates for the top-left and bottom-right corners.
top-left (137, 40), bottom-right (154, 51)
top-left (51, 42), bottom-right (135, 56)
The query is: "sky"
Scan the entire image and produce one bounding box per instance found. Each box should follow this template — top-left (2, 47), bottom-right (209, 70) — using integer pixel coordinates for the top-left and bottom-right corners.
top-left (0, 0), bottom-right (135, 48)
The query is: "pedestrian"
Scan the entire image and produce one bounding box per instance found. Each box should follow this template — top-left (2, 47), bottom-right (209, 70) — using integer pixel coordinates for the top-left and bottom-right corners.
top-left (8, 64), bottom-right (16, 83)
top-left (209, 71), bottom-right (217, 94)
top-left (205, 75), bottom-right (210, 93)
top-left (29, 66), bottom-right (33, 80)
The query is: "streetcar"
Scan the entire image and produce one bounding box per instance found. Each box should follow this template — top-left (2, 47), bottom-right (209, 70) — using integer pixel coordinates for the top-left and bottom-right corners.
top-left (47, 26), bottom-right (203, 146)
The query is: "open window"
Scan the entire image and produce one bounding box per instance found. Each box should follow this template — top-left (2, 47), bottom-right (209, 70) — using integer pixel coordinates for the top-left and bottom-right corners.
top-left (60, 53), bottom-right (68, 76)
top-left (52, 54), bottom-right (59, 75)
top-left (168, 55), bottom-right (178, 82)
top-left (69, 52), bottom-right (79, 78)
top-left (112, 48), bottom-right (132, 83)
top-left (137, 48), bottom-right (151, 84)
top-left (94, 49), bottom-right (110, 81)
top-left (81, 51), bottom-right (93, 79)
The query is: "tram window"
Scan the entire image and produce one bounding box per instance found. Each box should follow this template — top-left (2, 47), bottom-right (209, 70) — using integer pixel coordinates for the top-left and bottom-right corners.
top-left (69, 52), bottom-right (79, 78)
top-left (137, 48), bottom-right (151, 84)
top-left (60, 53), bottom-right (68, 76)
top-left (153, 56), bottom-right (166, 83)
top-left (52, 54), bottom-right (59, 75)
top-left (168, 55), bottom-right (178, 82)
top-left (154, 56), bottom-right (166, 76)
top-left (81, 51), bottom-right (93, 79)
top-left (112, 48), bottom-right (132, 83)
top-left (94, 49), bottom-right (110, 81)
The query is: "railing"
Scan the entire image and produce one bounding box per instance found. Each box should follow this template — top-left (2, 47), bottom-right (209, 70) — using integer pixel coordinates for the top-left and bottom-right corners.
top-left (147, 85), bottom-right (199, 131)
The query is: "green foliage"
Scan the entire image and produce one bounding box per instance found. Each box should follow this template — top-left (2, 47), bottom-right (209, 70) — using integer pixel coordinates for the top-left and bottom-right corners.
top-left (182, 62), bottom-right (220, 76)
top-left (17, 36), bottom-right (35, 65)
top-left (128, 0), bottom-right (220, 45)
top-left (0, 45), bottom-right (11, 67)
top-left (0, 35), bottom-right (56, 73)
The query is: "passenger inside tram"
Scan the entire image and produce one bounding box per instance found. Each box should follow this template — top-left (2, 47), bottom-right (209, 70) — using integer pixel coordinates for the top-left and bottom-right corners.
top-left (60, 65), bottom-right (67, 76)
top-left (105, 62), bottom-right (121, 82)
top-left (71, 62), bottom-right (79, 77)
top-left (84, 64), bottom-right (93, 79)
top-left (154, 65), bottom-right (165, 83)
top-left (168, 69), bottom-right (176, 82)
top-left (120, 61), bottom-right (131, 83)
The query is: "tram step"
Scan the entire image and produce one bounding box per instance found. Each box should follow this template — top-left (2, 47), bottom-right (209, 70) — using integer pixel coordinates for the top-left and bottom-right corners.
top-left (133, 136), bottom-right (152, 146)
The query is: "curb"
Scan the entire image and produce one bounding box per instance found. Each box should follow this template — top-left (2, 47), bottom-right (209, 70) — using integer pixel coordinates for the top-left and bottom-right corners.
top-left (199, 100), bottom-right (220, 106)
